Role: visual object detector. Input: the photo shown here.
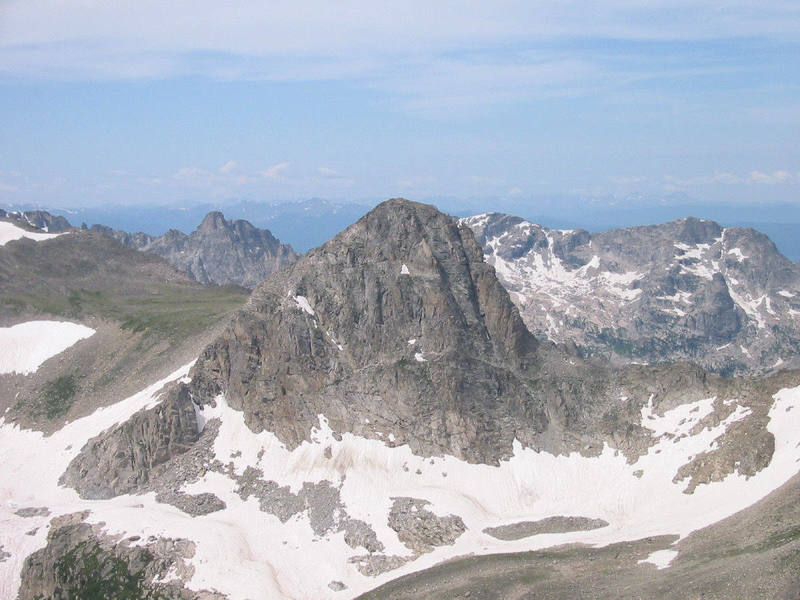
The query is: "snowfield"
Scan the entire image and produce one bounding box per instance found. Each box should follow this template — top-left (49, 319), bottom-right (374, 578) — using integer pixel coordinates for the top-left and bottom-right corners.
top-left (0, 321), bottom-right (96, 375)
top-left (1, 364), bottom-right (800, 599)
top-left (0, 221), bottom-right (65, 246)
top-left (0, 364), bottom-right (800, 600)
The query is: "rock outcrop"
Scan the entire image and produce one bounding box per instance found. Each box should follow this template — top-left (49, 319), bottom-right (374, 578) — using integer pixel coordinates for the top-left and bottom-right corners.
top-left (60, 385), bottom-right (200, 499)
top-left (17, 512), bottom-right (215, 600)
top-left (188, 199), bottom-right (565, 464)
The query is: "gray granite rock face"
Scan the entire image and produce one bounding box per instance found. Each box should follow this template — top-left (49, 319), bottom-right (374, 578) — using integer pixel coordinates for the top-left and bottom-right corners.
top-left (93, 211), bottom-right (298, 288)
top-left (464, 213), bottom-right (800, 376)
top-left (59, 384), bottom-right (200, 499)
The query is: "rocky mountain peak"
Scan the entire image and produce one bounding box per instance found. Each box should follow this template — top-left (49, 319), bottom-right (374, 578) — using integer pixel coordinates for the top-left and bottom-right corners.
top-left (93, 212), bottom-right (298, 288)
top-left (190, 199), bottom-right (546, 463)
top-left (671, 217), bottom-right (723, 244)
top-left (198, 210), bottom-right (228, 232)
top-left (0, 208), bottom-right (72, 233)
top-left (246, 197), bottom-right (537, 365)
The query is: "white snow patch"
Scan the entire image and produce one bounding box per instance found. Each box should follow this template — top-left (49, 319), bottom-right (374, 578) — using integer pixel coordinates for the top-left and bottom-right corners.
top-left (638, 549), bottom-right (679, 569)
top-left (655, 291), bottom-right (693, 304)
top-left (680, 261), bottom-right (715, 280)
top-left (326, 331), bottom-right (343, 351)
top-left (462, 214), bottom-right (491, 230)
top-left (778, 290), bottom-right (794, 298)
top-left (0, 221), bottom-right (65, 246)
top-left (414, 352), bottom-right (427, 362)
top-left (293, 295), bottom-right (315, 316)
top-left (407, 339), bottom-right (416, 346)
top-left (0, 321), bottom-right (95, 375)
top-left (727, 248), bottom-right (748, 262)
top-left (400, 264), bottom-right (410, 275)
top-left (728, 289), bottom-right (767, 329)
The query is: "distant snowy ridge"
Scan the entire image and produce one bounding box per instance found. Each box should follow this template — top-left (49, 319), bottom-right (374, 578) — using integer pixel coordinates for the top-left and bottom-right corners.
top-left (463, 213), bottom-right (800, 375)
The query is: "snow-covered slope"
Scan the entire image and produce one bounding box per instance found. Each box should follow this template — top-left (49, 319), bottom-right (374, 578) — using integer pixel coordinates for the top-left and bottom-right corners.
top-left (463, 213), bottom-right (800, 375)
top-left (0, 221), bottom-right (65, 246)
top-left (3, 366), bottom-right (800, 599)
top-left (0, 321), bottom-right (95, 375)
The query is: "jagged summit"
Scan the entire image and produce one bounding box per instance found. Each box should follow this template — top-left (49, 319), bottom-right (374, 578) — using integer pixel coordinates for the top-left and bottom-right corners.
top-left (198, 210), bottom-right (228, 232)
top-left (0, 208), bottom-right (72, 233)
top-left (93, 211), bottom-right (298, 288)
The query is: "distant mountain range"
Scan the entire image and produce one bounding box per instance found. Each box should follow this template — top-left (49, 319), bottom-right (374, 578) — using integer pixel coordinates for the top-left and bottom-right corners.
top-left (464, 213), bottom-right (800, 376)
top-left (4, 197), bottom-right (800, 260)
top-left (91, 211), bottom-right (298, 289)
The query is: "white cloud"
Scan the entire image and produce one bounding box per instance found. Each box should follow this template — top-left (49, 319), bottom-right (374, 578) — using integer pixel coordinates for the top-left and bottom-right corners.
top-left (609, 175), bottom-right (647, 184)
top-left (467, 174), bottom-right (505, 186)
top-left (664, 170), bottom-right (796, 187)
top-left (508, 186), bottom-right (524, 196)
top-left (259, 162), bottom-right (291, 180)
top-left (748, 170), bottom-right (792, 184)
top-left (395, 175), bottom-right (437, 189)
top-left (665, 172), bottom-right (742, 186)
top-left (219, 160), bottom-right (238, 174)
top-left (172, 166), bottom-right (211, 182)
top-left (0, 181), bottom-right (19, 193)
top-left (2, 1), bottom-right (797, 83)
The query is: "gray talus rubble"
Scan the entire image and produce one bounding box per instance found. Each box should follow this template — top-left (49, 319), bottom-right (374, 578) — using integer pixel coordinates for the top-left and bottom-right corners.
top-left (388, 497), bottom-right (466, 553)
top-left (464, 213), bottom-right (800, 376)
top-left (483, 516), bottom-right (609, 540)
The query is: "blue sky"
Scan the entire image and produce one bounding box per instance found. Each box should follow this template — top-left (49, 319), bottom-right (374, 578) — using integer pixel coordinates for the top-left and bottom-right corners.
top-left (1, 1), bottom-right (798, 212)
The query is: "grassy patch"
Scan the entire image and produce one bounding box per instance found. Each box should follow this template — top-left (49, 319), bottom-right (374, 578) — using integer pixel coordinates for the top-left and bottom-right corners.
top-left (4, 285), bottom-right (247, 341)
top-left (39, 374), bottom-right (77, 419)
top-left (18, 374), bottom-right (80, 420)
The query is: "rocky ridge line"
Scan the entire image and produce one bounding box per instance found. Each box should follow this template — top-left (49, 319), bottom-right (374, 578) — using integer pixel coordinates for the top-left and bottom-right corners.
top-left (464, 213), bottom-right (800, 376)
